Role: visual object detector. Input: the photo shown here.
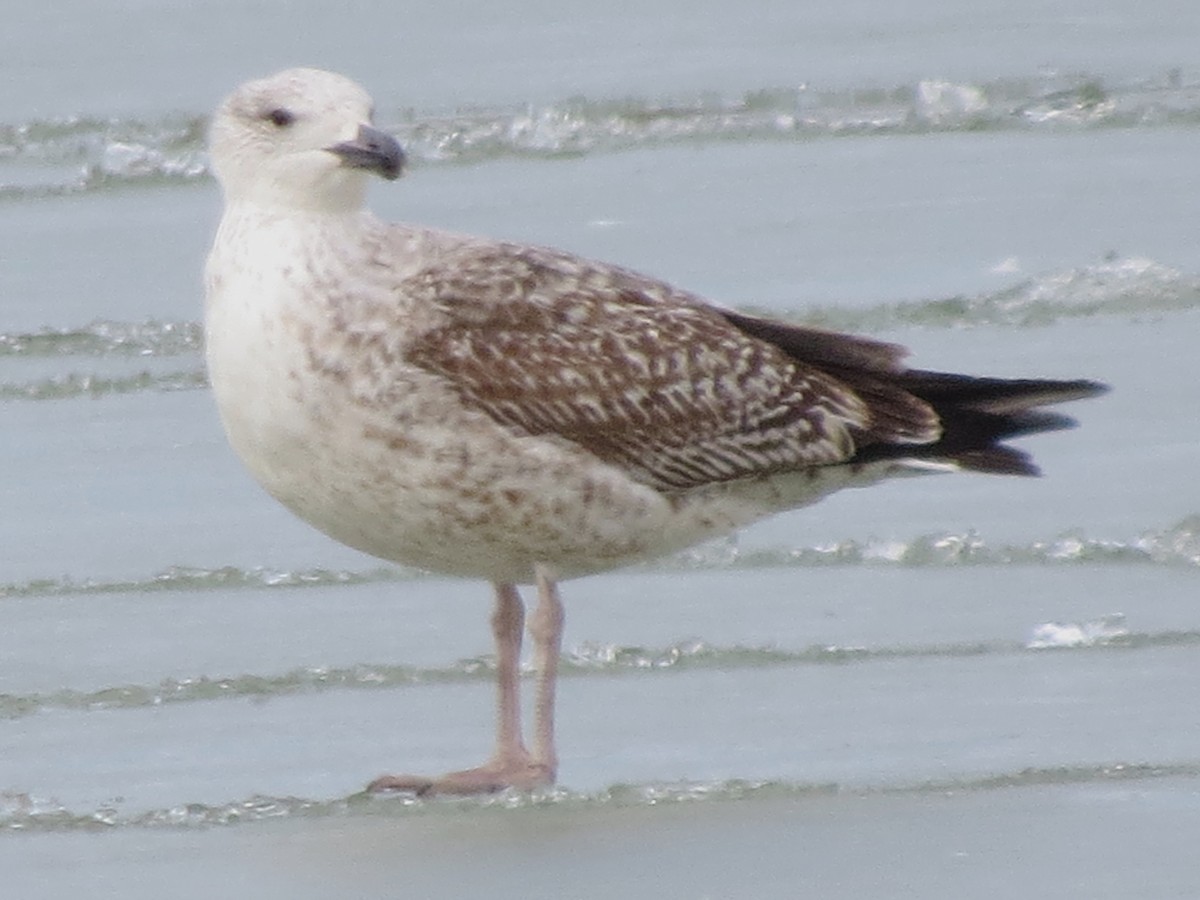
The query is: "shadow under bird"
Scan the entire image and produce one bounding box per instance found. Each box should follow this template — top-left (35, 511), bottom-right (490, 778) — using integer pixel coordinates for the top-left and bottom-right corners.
top-left (204, 68), bottom-right (1106, 796)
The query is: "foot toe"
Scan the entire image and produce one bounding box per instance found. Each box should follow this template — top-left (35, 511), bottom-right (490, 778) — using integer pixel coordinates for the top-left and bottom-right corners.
top-left (366, 760), bottom-right (553, 797)
top-left (366, 773), bottom-right (436, 795)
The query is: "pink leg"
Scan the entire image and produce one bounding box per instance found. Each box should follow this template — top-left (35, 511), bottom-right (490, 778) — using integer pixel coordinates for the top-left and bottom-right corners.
top-left (529, 565), bottom-right (565, 780)
top-left (487, 582), bottom-right (528, 767)
top-left (367, 581), bottom-right (558, 796)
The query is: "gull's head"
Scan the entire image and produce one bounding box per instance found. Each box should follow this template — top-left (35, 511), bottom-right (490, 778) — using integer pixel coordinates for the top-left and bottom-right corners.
top-left (208, 68), bottom-right (405, 213)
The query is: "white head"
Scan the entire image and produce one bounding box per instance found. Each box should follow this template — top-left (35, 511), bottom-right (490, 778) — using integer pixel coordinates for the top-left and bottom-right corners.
top-left (208, 68), bottom-right (405, 213)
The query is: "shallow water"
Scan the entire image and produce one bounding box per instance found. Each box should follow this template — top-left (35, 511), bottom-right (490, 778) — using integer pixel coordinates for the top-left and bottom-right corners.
top-left (3, 1), bottom-right (1199, 897)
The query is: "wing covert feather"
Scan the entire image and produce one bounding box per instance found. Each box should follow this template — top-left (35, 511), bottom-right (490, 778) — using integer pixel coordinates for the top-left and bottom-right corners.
top-left (397, 240), bottom-right (888, 491)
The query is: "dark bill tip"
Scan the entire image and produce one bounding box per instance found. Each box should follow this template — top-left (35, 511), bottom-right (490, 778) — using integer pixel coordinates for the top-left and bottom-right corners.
top-left (326, 124), bottom-right (406, 181)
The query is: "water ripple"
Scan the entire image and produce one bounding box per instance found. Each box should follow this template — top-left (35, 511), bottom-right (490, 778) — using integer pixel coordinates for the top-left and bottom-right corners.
top-left (3, 629), bottom-right (1197, 723)
top-left (3, 70), bottom-right (1199, 201)
top-left (782, 257), bottom-right (1200, 332)
top-left (2, 518), bottom-right (1197, 606)
top-left (0, 320), bottom-right (201, 359)
top-left (5, 761), bottom-right (1197, 833)
top-left (0, 563), bottom-right (410, 599)
top-left (0, 368), bottom-right (207, 400)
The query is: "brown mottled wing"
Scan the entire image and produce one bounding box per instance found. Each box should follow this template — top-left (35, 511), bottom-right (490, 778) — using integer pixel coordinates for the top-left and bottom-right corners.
top-left (401, 240), bottom-right (937, 491)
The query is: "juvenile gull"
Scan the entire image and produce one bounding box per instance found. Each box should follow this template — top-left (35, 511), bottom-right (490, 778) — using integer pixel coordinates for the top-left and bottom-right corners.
top-left (204, 68), bottom-right (1105, 796)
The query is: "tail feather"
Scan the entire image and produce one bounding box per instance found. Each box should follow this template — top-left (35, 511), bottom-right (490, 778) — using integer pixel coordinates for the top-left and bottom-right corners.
top-left (719, 309), bottom-right (1108, 477)
top-left (868, 403), bottom-right (1081, 475)
top-left (895, 370), bottom-right (1106, 414)
top-left (860, 373), bottom-right (1106, 476)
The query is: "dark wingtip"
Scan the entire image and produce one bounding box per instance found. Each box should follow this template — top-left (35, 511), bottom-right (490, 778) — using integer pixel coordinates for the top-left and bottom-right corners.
top-left (852, 375), bottom-right (1105, 476)
top-left (1044, 378), bottom-right (1110, 404)
top-left (898, 372), bottom-right (1110, 414)
top-left (950, 446), bottom-right (1042, 477)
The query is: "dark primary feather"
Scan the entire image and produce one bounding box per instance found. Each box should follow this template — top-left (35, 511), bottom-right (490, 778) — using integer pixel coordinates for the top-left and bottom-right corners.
top-left (851, 371), bottom-right (1106, 475)
top-left (718, 309), bottom-right (1107, 476)
top-left (401, 239), bottom-right (1106, 488)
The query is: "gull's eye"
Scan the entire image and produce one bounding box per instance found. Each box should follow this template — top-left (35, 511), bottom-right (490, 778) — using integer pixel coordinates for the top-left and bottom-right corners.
top-left (264, 108), bottom-right (295, 128)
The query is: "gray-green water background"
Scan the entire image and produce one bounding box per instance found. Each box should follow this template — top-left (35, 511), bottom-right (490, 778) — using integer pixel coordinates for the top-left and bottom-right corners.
top-left (2, 1), bottom-right (1199, 897)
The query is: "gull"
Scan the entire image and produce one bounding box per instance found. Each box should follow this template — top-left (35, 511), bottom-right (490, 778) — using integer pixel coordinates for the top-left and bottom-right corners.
top-left (204, 68), bottom-right (1105, 796)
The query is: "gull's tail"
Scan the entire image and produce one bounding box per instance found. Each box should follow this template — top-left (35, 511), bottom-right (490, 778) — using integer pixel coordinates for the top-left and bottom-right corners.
top-left (863, 370), bottom-right (1108, 475)
top-left (719, 309), bottom-right (1108, 477)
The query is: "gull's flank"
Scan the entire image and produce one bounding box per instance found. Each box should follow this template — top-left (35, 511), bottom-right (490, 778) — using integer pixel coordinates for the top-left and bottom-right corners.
top-left (205, 68), bottom-right (1106, 796)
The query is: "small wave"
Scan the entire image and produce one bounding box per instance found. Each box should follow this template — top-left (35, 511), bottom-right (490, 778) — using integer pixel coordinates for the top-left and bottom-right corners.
top-left (787, 257), bottom-right (1200, 331)
top-left (3, 518), bottom-right (1197, 606)
top-left (5, 761), bottom-right (1197, 833)
top-left (0, 114), bottom-right (207, 201)
top-left (0, 368), bottom-right (207, 401)
top-left (0, 320), bottom-right (201, 360)
top-left (0, 791), bottom-right (353, 833)
top-left (0, 643), bottom-right (936, 721)
top-left (677, 516), bottom-right (1200, 571)
top-left (0, 658), bottom-right (494, 721)
top-left (1027, 613), bottom-right (1130, 649)
top-left (3, 70), bottom-right (1198, 201)
top-left (0, 319), bottom-right (207, 403)
top-left (6, 629), bottom-right (1198, 723)
top-left (0, 563), bottom-right (409, 600)
top-left (562, 638), bottom-right (1001, 673)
